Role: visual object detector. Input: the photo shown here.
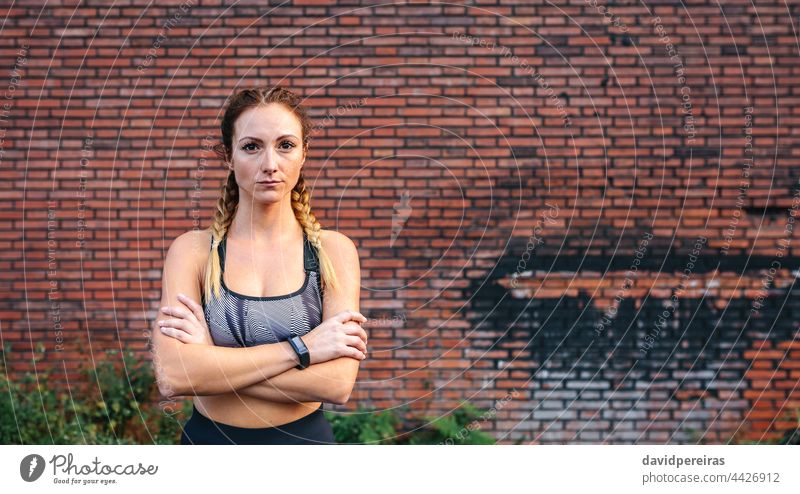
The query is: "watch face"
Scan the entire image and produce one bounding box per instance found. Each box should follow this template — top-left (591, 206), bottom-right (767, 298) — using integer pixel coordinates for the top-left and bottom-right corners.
top-left (291, 336), bottom-right (309, 367)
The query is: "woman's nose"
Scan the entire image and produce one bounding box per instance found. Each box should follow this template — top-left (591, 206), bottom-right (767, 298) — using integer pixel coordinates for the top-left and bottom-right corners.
top-left (259, 151), bottom-right (279, 173)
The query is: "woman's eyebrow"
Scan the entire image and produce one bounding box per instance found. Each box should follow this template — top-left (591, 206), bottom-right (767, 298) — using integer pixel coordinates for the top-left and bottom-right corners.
top-left (238, 134), bottom-right (299, 142)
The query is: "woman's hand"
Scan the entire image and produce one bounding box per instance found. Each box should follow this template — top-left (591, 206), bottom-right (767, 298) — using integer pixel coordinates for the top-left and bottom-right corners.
top-left (157, 293), bottom-right (213, 345)
top-left (302, 310), bottom-right (368, 365)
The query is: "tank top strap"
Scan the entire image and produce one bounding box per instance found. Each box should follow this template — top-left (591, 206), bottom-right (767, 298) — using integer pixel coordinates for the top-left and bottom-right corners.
top-left (212, 232), bottom-right (227, 273)
top-left (303, 232), bottom-right (320, 272)
top-left (208, 232), bottom-right (228, 273)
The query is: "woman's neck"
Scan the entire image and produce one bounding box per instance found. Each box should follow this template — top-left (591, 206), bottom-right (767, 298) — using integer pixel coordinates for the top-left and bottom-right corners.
top-left (228, 196), bottom-right (302, 244)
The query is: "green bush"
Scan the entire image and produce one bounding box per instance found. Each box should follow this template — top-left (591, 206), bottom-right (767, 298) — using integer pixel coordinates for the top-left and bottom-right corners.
top-left (1, 343), bottom-right (505, 445)
top-left (0, 343), bottom-right (190, 445)
top-left (326, 402), bottom-right (497, 445)
top-left (724, 407), bottom-right (800, 445)
top-left (777, 408), bottom-right (800, 445)
top-left (325, 405), bottom-right (405, 444)
top-left (406, 402), bottom-right (497, 445)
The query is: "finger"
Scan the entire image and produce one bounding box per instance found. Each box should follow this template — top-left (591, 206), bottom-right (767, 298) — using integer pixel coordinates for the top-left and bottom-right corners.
top-left (345, 335), bottom-right (367, 353)
top-left (352, 338), bottom-right (366, 353)
top-left (159, 326), bottom-right (190, 342)
top-left (334, 310), bottom-right (355, 323)
top-left (335, 310), bottom-right (367, 324)
top-left (160, 304), bottom-right (197, 324)
top-left (342, 320), bottom-right (367, 338)
top-left (159, 318), bottom-right (195, 334)
top-left (345, 346), bottom-right (367, 360)
top-left (158, 318), bottom-right (183, 326)
top-left (172, 299), bottom-right (201, 327)
top-left (354, 325), bottom-right (368, 343)
top-left (342, 322), bottom-right (368, 344)
top-left (350, 310), bottom-right (367, 323)
top-left (177, 293), bottom-right (204, 324)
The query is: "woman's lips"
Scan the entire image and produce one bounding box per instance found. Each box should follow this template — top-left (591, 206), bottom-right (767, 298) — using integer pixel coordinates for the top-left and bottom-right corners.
top-left (256, 181), bottom-right (282, 187)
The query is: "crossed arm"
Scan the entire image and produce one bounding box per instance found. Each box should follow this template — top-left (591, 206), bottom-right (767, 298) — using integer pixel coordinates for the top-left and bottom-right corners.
top-left (152, 229), bottom-right (364, 405)
top-left (163, 335), bottom-right (362, 404)
top-left (156, 319), bottom-right (361, 405)
top-left (232, 324), bottom-right (363, 404)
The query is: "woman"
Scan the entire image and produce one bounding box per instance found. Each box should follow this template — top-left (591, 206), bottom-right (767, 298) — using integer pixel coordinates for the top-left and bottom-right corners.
top-left (150, 86), bottom-right (368, 444)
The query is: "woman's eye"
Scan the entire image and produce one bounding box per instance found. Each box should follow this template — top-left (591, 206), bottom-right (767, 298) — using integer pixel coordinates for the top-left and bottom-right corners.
top-left (242, 142), bottom-right (258, 151)
top-left (280, 140), bottom-right (295, 150)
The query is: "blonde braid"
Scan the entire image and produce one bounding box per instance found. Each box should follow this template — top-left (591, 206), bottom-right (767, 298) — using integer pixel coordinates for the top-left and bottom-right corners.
top-left (292, 172), bottom-right (339, 294)
top-left (204, 170), bottom-right (239, 303)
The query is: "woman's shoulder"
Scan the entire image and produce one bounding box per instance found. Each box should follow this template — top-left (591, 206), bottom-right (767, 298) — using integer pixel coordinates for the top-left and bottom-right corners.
top-left (170, 228), bottom-right (214, 255)
top-left (318, 229), bottom-right (359, 267)
top-left (168, 228), bottom-right (213, 278)
top-left (319, 229), bottom-right (357, 251)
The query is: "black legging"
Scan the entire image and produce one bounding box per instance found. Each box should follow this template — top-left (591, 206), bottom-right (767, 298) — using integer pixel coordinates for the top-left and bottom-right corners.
top-left (180, 403), bottom-right (336, 445)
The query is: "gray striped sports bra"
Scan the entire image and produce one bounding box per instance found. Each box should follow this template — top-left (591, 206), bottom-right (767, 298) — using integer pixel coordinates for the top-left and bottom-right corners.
top-left (202, 231), bottom-right (323, 348)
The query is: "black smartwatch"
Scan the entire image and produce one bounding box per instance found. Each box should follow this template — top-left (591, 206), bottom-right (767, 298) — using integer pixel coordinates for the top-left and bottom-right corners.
top-left (288, 335), bottom-right (310, 370)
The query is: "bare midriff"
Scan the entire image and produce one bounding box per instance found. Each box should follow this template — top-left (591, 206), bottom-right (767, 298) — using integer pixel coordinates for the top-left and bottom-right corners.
top-left (193, 394), bottom-right (322, 428)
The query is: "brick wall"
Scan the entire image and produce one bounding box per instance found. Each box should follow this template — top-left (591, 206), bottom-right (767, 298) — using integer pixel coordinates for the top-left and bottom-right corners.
top-left (1, 0), bottom-right (798, 444)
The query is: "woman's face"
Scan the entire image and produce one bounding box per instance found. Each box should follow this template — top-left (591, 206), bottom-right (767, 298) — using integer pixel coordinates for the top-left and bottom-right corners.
top-left (229, 102), bottom-right (306, 203)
